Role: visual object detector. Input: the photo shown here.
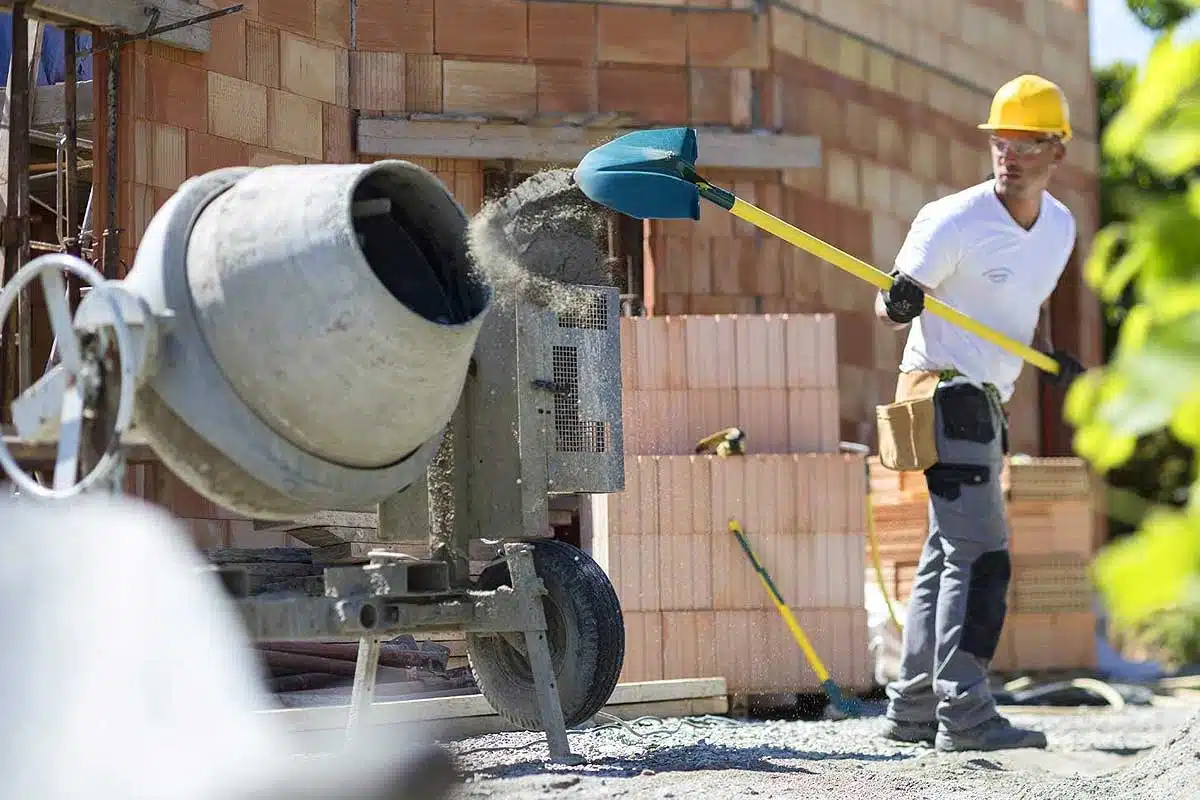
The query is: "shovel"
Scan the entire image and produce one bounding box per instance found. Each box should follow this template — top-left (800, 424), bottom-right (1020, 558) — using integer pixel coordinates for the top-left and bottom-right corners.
top-left (727, 518), bottom-right (863, 718)
top-left (573, 127), bottom-right (1060, 376)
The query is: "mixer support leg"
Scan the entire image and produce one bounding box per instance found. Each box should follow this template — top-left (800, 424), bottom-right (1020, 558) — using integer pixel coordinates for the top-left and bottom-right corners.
top-left (505, 544), bottom-right (581, 765)
top-left (345, 635), bottom-right (383, 745)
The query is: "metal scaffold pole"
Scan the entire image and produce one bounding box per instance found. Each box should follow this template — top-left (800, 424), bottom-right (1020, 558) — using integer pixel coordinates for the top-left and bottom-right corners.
top-left (1, 1), bottom-right (38, 406)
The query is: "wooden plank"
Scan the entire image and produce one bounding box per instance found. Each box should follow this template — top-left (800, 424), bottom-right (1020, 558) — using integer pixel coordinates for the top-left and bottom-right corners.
top-left (266, 677), bottom-right (729, 733)
top-left (2, 432), bottom-right (159, 463)
top-left (0, 1), bottom-right (213, 52)
top-left (284, 695), bottom-right (728, 753)
top-left (358, 118), bottom-right (821, 170)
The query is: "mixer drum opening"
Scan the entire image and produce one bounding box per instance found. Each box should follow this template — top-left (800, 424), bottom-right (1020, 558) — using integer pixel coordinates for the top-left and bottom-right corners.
top-left (352, 168), bottom-right (489, 327)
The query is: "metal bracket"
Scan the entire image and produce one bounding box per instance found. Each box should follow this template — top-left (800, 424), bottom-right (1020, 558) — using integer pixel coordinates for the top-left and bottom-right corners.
top-left (504, 542), bottom-right (580, 764)
top-left (240, 542), bottom-right (580, 763)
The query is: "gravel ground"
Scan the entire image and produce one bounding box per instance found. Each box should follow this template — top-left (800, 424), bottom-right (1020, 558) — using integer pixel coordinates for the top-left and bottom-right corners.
top-left (446, 704), bottom-right (1200, 799)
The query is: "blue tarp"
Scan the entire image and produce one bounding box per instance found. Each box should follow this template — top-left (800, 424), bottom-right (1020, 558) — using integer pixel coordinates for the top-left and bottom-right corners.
top-left (0, 12), bottom-right (94, 86)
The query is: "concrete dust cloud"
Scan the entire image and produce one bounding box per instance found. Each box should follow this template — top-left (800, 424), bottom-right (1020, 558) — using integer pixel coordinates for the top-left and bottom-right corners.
top-left (466, 168), bottom-right (616, 316)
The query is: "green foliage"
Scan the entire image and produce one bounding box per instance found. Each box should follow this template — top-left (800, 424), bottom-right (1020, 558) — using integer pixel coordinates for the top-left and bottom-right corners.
top-left (1126, 0), bottom-right (1196, 32)
top-left (1067, 28), bottom-right (1200, 659)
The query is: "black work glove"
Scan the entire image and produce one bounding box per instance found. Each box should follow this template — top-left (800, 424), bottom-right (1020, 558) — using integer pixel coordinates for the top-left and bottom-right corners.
top-left (1044, 349), bottom-right (1085, 387)
top-left (882, 270), bottom-right (925, 324)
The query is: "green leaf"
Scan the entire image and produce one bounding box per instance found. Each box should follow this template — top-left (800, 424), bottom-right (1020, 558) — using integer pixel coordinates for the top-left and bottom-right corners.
top-left (1170, 390), bottom-right (1200, 447)
top-left (1104, 36), bottom-right (1200, 161)
top-left (1084, 225), bottom-right (1126, 293)
top-left (1065, 368), bottom-right (1105, 425)
top-left (1093, 510), bottom-right (1200, 628)
top-left (1137, 111), bottom-right (1200, 176)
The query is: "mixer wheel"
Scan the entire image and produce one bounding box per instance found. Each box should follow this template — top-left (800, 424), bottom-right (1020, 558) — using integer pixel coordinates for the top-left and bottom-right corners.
top-left (467, 539), bottom-right (624, 729)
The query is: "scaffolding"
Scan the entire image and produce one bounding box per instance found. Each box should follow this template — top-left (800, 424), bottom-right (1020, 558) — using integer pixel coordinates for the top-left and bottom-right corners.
top-left (0, 1), bottom-right (238, 441)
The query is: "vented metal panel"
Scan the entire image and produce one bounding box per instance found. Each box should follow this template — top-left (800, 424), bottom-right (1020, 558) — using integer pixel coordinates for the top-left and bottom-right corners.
top-left (552, 345), bottom-right (609, 454)
top-left (557, 293), bottom-right (609, 331)
top-left (542, 287), bottom-right (624, 494)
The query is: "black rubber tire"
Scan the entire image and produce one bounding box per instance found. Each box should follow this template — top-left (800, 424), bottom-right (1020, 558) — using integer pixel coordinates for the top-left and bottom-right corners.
top-left (467, 539), bottom-right (624, 729)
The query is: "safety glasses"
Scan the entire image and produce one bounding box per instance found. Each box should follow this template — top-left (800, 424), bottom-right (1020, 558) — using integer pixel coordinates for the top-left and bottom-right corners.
top-left (989, 135), bottom-right (1059, 157)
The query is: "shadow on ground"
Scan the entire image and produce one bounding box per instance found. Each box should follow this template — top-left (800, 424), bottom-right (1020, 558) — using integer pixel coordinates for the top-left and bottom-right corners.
top-left (462, 742), bottom-right (914, 781)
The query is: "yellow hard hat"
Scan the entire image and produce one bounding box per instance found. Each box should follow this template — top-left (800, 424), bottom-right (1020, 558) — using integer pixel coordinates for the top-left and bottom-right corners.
top-left (978, 74), bottom-right (1072, 143)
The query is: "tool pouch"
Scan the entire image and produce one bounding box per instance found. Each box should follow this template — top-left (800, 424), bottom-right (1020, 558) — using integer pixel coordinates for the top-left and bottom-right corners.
top-left (875, 371), bottom-right (940, 472)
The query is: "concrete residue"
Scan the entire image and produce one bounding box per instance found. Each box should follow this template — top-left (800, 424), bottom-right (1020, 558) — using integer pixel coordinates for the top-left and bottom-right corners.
top-left (466, 169), bottom-right (615, 315)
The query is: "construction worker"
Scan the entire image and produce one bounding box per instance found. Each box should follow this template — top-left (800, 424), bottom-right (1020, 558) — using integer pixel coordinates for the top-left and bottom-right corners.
top-left (873, 74), bottom-right (1086, 752)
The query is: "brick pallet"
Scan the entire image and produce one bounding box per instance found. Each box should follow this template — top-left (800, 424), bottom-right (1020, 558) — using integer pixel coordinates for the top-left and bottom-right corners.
top-left (867, 457), bottom-right (1099, 672)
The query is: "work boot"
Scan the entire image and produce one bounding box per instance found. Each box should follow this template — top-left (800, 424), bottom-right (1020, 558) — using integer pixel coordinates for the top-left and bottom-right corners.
top-left (880, 718), bottom-right (938, 745)
top-left (935, 716), bottom-right (1048, 752)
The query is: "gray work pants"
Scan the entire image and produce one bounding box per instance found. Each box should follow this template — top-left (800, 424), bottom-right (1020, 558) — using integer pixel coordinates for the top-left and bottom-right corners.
top-left (885, 375), bottom-right (1010, 733)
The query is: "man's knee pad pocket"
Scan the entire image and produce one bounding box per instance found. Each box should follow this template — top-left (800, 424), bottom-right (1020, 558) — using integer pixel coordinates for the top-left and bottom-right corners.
top-left (936, 383), bottom-right (995, 444)
top-left (960, 549), bottom-right (1011, 661)
top-left (924, 462), bottom-right (991, 501)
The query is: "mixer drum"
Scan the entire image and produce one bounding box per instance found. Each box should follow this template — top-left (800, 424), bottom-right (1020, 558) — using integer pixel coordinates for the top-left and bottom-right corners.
top-left (185, 162), bottom-right (488, 469)
top-left (122, 161), bottom-right (492, 517)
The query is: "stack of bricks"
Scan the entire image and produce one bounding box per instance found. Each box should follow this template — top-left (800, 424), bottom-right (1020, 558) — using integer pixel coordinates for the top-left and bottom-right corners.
top-left (596, 313), bottom-right (873, 694)
top-left (867, 456), bottom-right (1098, 672)
top-left (620, 314), bottom-right (839, 454)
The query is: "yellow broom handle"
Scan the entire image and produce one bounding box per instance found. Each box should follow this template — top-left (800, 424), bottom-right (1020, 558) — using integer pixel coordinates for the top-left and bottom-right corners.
top-left (726, 199), bottom-right (1061, 375)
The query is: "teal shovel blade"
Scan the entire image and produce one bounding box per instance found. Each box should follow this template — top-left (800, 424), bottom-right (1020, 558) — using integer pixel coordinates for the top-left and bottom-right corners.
top-left (573, 127), bottom-right (702, 220)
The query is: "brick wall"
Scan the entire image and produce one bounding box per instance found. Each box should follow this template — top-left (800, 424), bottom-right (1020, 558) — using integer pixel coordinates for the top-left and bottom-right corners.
top-left (93, 0), bottom-right (1100, 529)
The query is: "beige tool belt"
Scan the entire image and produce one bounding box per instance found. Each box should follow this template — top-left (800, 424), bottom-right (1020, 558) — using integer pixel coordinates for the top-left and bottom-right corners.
top-left (875, 370), bottom-right (943, 473)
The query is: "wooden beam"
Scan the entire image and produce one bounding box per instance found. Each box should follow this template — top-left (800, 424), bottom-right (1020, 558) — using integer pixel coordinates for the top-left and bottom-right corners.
top-left (358, 118), bottom-right (822, 171)
top-left (0, 80), bottom-right (94, 126)
top-left (0, 1), bottom-right (212, 52)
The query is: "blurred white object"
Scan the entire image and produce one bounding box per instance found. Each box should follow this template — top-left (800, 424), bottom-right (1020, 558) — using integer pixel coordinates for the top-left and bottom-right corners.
top-left (865, 581), bottom-right (906, 686)
top-left (0, 495), bottom-right (456, 799)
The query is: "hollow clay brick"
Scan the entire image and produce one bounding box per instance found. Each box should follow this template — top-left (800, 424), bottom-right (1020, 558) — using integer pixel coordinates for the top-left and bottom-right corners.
top-left (529, 1), bottom-right (597, 63)
top-left (536, 64), bottom-right (596, 115)
top-left (442, 60), bottom-right (537, 116)
top-left (280, 32), bottom-right (339, 104)
top-left (597, 65), bottom-right (688, 124)
top-left (355, 0), bottom-right (434, 53)
top-left (186, 130), bottom-right (249, 177)
top-left (208, 72), bottom-right (268, 145)
top-left (686, 10), bottom-right (768, 69)
top-left (405, 54), bottom-right (443, 113)
top-left (351, 51), bottom-right (406, 111)
top-left (597, 6), bottom-right (687, 65)
top-left (267, 88), bottom-right (324, 160)
top-left (258, 0), bottom-right (315, 37)
top-left (202, 11), bottom-right (247, 79)
top-left (436, 0), bottom-right (529, 59)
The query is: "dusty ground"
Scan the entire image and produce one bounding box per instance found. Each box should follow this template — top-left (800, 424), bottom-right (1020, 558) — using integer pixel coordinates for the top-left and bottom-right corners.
top-left (446, 704), bottom-right (1199, 799)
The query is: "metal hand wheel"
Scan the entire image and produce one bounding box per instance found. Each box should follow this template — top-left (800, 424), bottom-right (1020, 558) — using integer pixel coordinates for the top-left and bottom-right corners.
top-left (0, 254), bottom-right (137, 500)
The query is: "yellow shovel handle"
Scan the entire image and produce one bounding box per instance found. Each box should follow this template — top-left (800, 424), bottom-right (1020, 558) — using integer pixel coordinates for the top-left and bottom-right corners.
top-left (726, 199), bottom-right (1061, 375)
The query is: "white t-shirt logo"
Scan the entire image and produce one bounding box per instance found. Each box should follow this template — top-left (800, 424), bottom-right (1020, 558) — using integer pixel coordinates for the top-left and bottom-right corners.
top-left (983, 266), bottom-right (1013, 284)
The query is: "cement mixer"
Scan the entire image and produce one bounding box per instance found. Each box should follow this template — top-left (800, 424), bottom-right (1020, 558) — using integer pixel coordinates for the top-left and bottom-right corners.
top-left (0, 161), bottom-right (628, 764)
